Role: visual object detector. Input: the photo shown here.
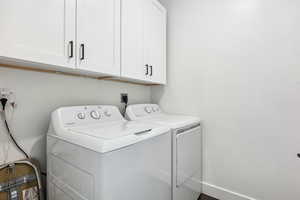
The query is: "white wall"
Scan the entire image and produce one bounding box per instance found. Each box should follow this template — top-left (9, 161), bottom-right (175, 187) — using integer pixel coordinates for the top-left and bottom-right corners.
top-left (153, 0), bottom-right (300, 199)
top-left (0, 66), bottom-right (151, 171)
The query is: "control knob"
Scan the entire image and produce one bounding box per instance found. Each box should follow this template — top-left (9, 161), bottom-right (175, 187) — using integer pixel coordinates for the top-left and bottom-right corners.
top-left (144, 106), bottom-right (152, 113)
top-left (104, 110), bottom-right (112, 117)
top-left (77, 112), bottom-right (86, 120)
top-left (90, 110), bottom-right (101, 120)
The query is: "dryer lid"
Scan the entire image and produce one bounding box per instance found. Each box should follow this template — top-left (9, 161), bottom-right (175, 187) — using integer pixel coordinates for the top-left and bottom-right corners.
top-left (143, 115), bottom-right (200, 129)
top-left (125, 104), bottom-right (200, 129)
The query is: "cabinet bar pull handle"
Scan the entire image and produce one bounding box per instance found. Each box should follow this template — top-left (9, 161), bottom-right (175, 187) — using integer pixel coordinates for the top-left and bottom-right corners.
top-left (80, 44), bottom-right (85, 60)
top-left (68, 41), bottom-right (74, 58)
top-left (150, 65), bottom-right (153, 76)
top-left (145, 64), bottom-right (149, 75)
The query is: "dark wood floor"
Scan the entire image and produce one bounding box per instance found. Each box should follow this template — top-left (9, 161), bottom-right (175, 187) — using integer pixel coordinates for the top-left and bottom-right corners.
top-left (198, 194), bottom-right (219, 200)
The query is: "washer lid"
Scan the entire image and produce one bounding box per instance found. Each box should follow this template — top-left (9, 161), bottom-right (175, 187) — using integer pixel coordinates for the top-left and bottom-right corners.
top-left (50, 119), bottom-right (170, 153)
top-left (68, 121), bottom-right (155, 140)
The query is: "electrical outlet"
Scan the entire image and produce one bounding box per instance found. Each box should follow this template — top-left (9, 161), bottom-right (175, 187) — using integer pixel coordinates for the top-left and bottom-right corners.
top-left (0, 88), bottom-right (12, 99)
top-left (121, 93), bottom-right (128, 104)
top-left (0, 88), bottom-right (16, 105)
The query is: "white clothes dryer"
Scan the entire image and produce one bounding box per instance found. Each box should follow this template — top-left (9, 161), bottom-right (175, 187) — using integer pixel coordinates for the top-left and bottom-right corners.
top-left (126, 104), bottom-right (202, 200)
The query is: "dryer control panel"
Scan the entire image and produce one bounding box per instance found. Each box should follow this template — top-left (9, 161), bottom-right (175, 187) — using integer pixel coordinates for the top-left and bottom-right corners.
top-left (125, 104), bottom-right (161, 120)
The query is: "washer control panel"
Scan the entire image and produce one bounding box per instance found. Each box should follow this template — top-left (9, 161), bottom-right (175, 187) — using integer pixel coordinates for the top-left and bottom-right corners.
top-left (58, 105), bottom-right (124, 127)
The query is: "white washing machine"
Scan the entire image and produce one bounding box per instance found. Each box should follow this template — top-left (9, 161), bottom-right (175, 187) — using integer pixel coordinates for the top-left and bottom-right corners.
top-left (47, 105), bottom-right (172, 200)
top-left (126, 104), bottom-right (202, 200)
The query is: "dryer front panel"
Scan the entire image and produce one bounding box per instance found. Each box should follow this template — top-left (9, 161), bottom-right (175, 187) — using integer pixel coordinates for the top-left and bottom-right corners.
top-left (175, 125), bottom-right (202, 190)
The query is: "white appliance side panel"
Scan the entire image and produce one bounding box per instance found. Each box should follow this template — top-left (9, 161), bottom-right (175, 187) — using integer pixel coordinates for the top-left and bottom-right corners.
top-left (54, 186), bottom-right (74, 200)
top-left (48, 132), bottom-right (172, 200)
top-left (98, 132), bottom-right (172, 200)
top-left (47, 136), bottom-right (99, 200)
top-left (48, 182), bottom-right (74, 200)
top-left (175, 126), bottom-right (202, 198)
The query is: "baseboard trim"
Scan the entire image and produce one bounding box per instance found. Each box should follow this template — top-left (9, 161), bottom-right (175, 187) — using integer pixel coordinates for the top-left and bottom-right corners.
top-left (202, 182), bottom-right (257, 200)
top-left (176, 177), bottom-right (257, 200)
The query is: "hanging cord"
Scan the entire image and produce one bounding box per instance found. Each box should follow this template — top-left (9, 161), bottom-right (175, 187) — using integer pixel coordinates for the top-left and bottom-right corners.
top-left (0, 98), bottom-right (29, 159)
top-left (0, 97), bottom-right (48, 178)
top-left (4, 119), bottom-right (29, 159)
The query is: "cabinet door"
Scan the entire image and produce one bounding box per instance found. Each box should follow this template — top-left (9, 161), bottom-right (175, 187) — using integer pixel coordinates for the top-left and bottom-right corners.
top-left (77, 0), bottom-right (120, 76)
top-left (144, 0), bottom-right (167, 84)
top-left (121, 0), bottom-right (148, 81)
top-left (0, 0), bottom-right (76, 68)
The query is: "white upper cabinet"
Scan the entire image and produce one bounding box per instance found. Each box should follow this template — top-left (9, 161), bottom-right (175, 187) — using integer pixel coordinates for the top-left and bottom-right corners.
top-left (121, 0), bottom-right (147, 81)
top-left (77, 0), bottom-right (120, 76)
top-left (0, 0), bottom-right (166, 84)
top-left (144, 0), bottom-right (167, 84)
top-left (122, 0), bottom-right (167, 84)
top-left (0, 0), bottom-right (76, 68)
